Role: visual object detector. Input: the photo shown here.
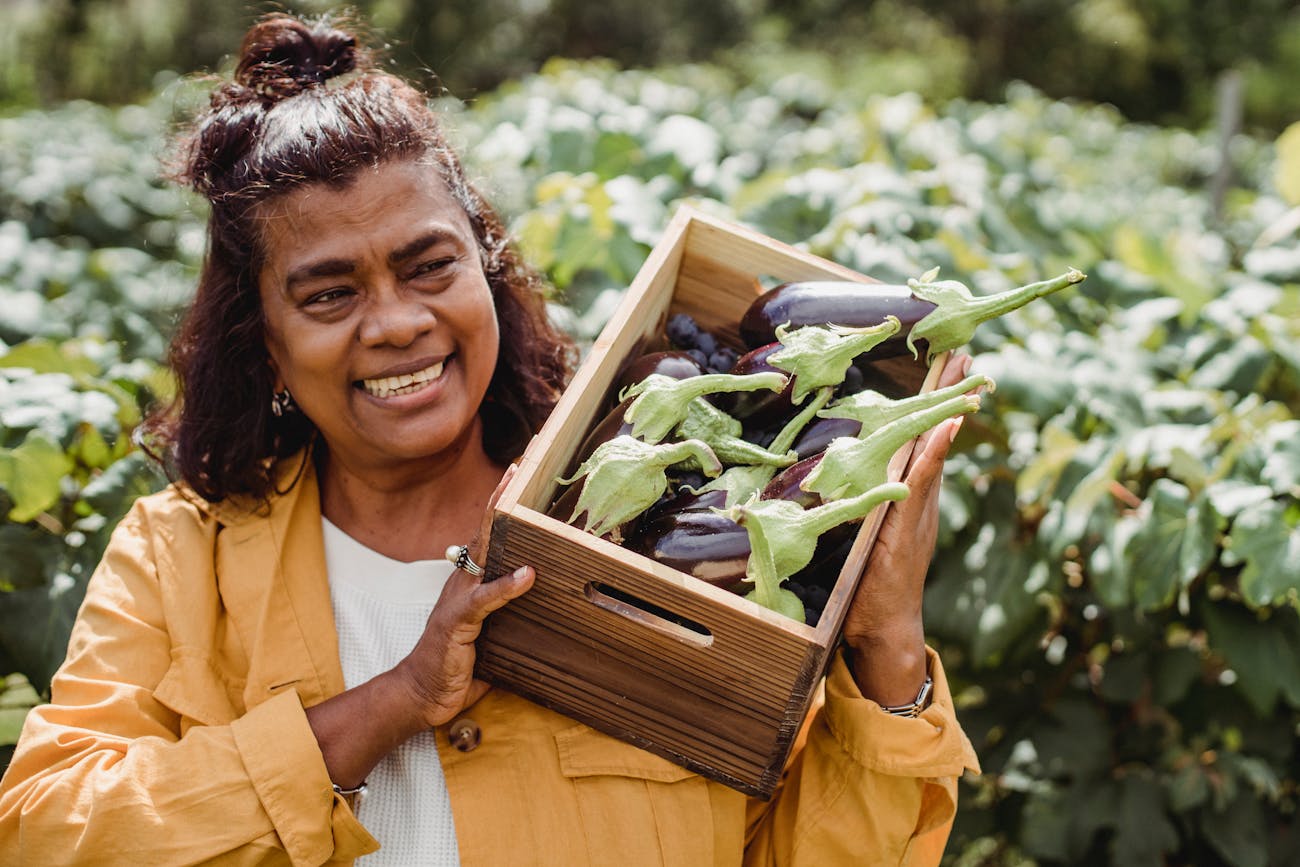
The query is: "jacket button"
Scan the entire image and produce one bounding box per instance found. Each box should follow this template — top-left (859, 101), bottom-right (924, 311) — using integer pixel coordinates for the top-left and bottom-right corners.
top-left (448, 717), bottom-right (481, 752)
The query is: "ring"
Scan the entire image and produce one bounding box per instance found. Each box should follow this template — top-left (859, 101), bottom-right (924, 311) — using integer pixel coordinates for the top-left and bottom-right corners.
top-left (445, 544), bottom-right (484, 576)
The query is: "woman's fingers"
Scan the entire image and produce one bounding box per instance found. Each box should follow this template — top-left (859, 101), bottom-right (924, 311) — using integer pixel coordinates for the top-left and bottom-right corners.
top-left (468, 565), bottom-right (534, 620)
top-left (911, 353), bottom-right (973, 456)
top-left (468, 463), bottom-right (517, 564)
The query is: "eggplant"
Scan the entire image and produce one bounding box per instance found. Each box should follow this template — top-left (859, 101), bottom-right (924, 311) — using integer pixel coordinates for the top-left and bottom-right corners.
top-left (628, 493), bottom-right (856, 594)
top-left (789, 416), bottom-right (862, 460)
top-left (761, 453), bottom-right (826, 510)
top-left (629, 507), bottom-right (752, 590)
top-left (739, 282), bottom-right (935, 354)
top-left (638, 483), bottom-right (730, 524)
top-left (713, 343), bottom-right (796, 425)
top-left (569, 354), bottom-right (708, 469)
top-left (615, 350), bottom-right (706, 394)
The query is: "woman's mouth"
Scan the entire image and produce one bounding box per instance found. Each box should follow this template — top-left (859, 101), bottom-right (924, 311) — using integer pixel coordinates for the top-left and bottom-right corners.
top-left (358, 359), bottom-right (446, 398)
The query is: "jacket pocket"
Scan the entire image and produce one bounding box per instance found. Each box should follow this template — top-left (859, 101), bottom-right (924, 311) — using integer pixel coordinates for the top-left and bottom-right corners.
top-left (555, 724), bottom-right (717, 866)
top-left (556, 723), bottom-right (698, 783)
top-left (154, 649), bottom-right (243, 729)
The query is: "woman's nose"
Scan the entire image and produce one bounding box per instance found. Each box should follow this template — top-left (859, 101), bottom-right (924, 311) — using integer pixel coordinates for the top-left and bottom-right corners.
top-left (357, 289), bottom-right (437, 347)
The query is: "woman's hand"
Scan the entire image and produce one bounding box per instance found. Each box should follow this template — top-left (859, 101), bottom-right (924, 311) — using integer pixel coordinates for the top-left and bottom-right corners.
top-left (307, 467), bottom-right (534, 791)
top-left (395, 464), bottom-right (535, 729)
top-left (840, 353), bottom-right (974, 706)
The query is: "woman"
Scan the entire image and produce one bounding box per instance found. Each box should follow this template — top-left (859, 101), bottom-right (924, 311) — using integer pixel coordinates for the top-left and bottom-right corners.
top-left (0, 13), bottom-right (978, 865)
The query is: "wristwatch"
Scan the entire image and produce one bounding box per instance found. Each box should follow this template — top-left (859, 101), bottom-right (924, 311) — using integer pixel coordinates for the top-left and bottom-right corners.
top-left (880, 676), bottom-right (933, 718)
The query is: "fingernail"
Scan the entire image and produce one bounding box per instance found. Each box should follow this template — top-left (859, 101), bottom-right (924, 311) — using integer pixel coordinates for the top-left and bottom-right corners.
top-left (948, 417), bottom-right (963, 443)
top-left (511, 566), bottom-right (531, 581)
top-left (962, 356), bottom-right (973, 375)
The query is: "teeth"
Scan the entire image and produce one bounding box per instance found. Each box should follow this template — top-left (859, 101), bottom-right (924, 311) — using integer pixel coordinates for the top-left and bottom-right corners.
top-left (361, 361), bottom-right (445, 398)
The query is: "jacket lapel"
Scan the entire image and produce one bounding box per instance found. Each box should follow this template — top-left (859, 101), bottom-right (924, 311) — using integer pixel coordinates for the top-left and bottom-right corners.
top-left (212, 454), bottom-right (347, 711)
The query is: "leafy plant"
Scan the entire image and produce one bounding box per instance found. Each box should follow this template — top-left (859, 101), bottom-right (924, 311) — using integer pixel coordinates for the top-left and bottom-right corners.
top-left (1, 59), bottom-right (1298, 865)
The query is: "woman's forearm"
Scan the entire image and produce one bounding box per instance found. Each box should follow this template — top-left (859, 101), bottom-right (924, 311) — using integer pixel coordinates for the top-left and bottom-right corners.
top-left (305, 668), bottom-right (429, 790)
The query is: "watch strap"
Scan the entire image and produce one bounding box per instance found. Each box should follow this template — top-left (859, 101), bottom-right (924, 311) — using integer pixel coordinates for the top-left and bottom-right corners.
top-left (880, 676), bottom-right (933, 718)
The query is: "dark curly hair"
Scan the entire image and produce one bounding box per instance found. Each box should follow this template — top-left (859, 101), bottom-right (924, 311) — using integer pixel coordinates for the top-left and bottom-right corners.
top-left (143, 12), bottom-right (576, 503)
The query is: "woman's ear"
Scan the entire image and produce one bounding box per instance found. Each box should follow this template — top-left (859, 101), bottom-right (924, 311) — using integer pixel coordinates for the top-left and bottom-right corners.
top-left (265, 349), bottom-right (285, 393)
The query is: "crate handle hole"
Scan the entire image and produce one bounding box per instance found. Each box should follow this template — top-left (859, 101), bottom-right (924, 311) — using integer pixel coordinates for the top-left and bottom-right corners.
top-left (583, 582), bottom-right (714, 648)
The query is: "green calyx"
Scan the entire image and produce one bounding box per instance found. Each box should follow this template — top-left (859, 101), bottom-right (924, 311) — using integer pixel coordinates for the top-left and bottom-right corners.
top-left (819, 373), bottom-right (993, 432)
top-left (905, 267), bottom-right (1087, 364)
top-left (621, 371), bottom-right (788, 444)
top-left (769, 318), bottom-right (901, 404)
top-left (557, 435), bottom-right (722, 539)
top-left (725, 481), bottom-right (912, 621)
top-left (803, 390), bottom-right (982, 501)
top-left (696, 387), bottom-right (836, 507)
top-left (676, 399), bottom-right (795, 470)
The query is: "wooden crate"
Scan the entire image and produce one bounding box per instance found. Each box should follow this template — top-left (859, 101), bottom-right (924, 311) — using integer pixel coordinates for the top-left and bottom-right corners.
top-left (479, 205), bottom-right (941, 798)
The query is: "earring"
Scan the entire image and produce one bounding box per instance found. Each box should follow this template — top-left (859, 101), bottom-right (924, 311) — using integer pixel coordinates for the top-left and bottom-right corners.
top-left (270, 389), bottom-right (297, 417)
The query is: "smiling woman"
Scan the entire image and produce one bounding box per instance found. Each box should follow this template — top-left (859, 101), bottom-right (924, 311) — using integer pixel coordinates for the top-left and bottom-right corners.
top-left (0, 11), bottom-right (979, 867)
top-left (257, 161), bottom-right (503, 507)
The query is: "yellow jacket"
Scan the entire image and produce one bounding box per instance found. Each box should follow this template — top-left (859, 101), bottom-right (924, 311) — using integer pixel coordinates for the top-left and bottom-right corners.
top-left (0, 457), bottom-right (979, 866)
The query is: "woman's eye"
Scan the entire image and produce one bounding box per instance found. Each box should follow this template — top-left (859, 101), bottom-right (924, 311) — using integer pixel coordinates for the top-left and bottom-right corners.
top-left (305, 288), bottom-right (351, 306)
top-left (411, 257), bottom-right (455, 278)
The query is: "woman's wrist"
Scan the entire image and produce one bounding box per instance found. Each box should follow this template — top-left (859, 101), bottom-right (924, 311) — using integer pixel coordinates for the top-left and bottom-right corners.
top-left (307, 668), bottom-right (432, 790)
top-left (389, 655), bottom-right (457, 731)
top-left (844, 621), bottom-right (929, 708)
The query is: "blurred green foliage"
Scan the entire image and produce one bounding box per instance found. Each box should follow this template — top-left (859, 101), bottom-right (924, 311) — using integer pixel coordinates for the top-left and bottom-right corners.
top-left (3, 0), bottom-right (1300, 132)
top-left (3, 28), bottom-right (1300, 867)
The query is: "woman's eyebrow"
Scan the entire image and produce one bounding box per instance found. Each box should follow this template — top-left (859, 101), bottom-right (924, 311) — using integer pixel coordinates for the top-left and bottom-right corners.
top-left (388, 230), bottom-right (456, 265)
top-left (285, 258), bottom-right (354, 289)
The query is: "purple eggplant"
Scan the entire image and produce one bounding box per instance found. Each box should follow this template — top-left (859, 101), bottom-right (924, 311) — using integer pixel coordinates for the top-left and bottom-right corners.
top-left (638, 484), bottom-right (730, 524)
top-left (739, 282), bottom-right (935, 354)
top-left (788, 416), bottom-right (862, 460)
top-left (629, 495), bottom-right (856, 594)
top-left (629, 508), bottom-right (752, 591)
top-left (615, 350), bottom-right (706, 394)
top-left (569, 353), bottom-right (708, 469)
top-left (761, 454), bottom-right (826, 510)
top-left (713, 343), bottom-right (796, 425)
top-left (573, 396), bottom-right (637, 464)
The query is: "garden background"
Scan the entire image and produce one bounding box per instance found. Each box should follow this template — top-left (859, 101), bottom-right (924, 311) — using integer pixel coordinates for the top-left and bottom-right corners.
top-left (2, 1), bottom-right (1300, 863)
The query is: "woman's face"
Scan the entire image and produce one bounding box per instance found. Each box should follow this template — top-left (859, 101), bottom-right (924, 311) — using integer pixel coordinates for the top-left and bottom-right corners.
top-left (257, 158), bottom-right (499, 471)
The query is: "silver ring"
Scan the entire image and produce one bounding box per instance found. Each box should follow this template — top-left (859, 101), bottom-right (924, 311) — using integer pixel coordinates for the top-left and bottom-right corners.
top-left (445, 544), bottom-right (483, 576)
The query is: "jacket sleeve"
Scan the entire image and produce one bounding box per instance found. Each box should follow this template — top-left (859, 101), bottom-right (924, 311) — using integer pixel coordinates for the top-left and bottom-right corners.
top-left (743, 645), bottom-right (980, 866)
top-left (0, 500), bottom-right (379, 866)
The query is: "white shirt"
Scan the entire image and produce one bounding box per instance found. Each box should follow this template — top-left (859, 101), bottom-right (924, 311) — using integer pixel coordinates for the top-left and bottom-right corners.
top-left (322, 516), bottom-right (460, 866)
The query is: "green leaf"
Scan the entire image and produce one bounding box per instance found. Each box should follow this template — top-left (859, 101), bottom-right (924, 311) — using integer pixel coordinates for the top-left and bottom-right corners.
top-left (0, 707), bottom-right (30, 747)
top-left (1031, 696), bottom-right (1112, 780)
top-left (0, 432), bottom-right (74, 522)
top-left (1098, 650), bottom-right (1147, 703)
top-left (1260, 420), bottom-right (1300, 495)
top-left (1222, 499), bottom-right (1300, 608)
top-left (1275, 120), bottom-right (1300, 206)
top-left (1018, 789), bottom-right (1070, 861)
top-left (0, 673), bottom-right (40, 709)
top-left (1201, 792), bottom-right (1268, 867)
top-left (1166, 762), bottom-right (1210, 812)
top-left (0, 340), bottom-right (101, 377)
top-left (1201, 602), bottom-right (1300, 714)
top-left (1123, 480), bottom-right (1218, 611)
top-left (1204, 480), bottom-right (1275, 520)
top-left (1111, 775), bottom-right (1178, 866)
top-left (1088, 513), bottom-right (1140, 608)
top-left (72, 424), bottom-right (113, 470)
top-left (1151, 647), bottom-right (1203, 706)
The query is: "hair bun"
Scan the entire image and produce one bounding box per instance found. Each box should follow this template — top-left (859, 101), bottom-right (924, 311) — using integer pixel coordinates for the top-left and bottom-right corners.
top-left (234, 13), bottom-right (364, 100)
